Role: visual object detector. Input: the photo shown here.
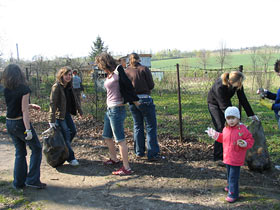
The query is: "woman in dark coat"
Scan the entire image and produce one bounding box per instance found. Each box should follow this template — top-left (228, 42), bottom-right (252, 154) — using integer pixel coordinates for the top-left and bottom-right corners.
top-left (207, 71), bottom-right (258, 163)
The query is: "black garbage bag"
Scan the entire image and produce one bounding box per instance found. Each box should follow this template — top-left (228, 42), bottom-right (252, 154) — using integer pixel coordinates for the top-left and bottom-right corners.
top-left (42, 127), bottom-right (69, 168)
top-left (246, 120), bottom-right (271, 172)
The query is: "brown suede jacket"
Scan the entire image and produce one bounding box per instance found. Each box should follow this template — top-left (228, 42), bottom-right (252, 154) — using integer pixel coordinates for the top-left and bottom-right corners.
top-left (49, 82), bottom-right (83, 123)
top-left (125, 63), bottom-right (154, 95)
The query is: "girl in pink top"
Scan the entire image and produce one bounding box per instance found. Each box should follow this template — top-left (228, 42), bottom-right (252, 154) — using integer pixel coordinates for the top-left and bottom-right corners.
top-left (95, 53), bottom-right (139, 176)
top-left (206, 106), bottom-right (254, 203)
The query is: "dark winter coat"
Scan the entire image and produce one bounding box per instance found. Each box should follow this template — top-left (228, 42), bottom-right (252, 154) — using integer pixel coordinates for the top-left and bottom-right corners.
top-left (207, 78), bottom-right (254, 116)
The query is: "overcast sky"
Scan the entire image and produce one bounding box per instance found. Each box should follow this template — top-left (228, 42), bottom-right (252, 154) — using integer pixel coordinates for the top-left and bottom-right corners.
top-left (0, 0), bottom-right (279, 60)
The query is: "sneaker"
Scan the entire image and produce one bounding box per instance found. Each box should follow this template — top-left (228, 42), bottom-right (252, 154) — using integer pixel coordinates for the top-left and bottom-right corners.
top-left (12, 183), bottom-right (25, 190)
top-left (147, 155), bottom-right (162, 162)
top-left (69, 159), bottom-right (79, 166)
top-left (136, 155), bottom-right (146, 160)
top-left (112, 166), bottom-right (133, 175)
top-left (225, 196), bottom-right (237, 203)
top-left (103, 159), bottom-right (120, 165)
top-left (224, 187), bottom-right (229, 192)
top-left (26, 182), bottom-right (47, 189)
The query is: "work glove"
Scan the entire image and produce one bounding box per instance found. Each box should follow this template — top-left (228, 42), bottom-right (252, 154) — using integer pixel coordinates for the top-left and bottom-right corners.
top-left (257, 88), bottom-right (267, 99)
top-left (249, 115), bottom-right (259, 121)
top-left (237, 139), bottom-right (247, 148)
top-left (205, 127), bottom-right (219, 140)
top-left (24, 129), bottom-right (32, 140)
top-left (260, 99), bottom-right (273, 110)
top-left (49, 122), bottom-right (56, 129)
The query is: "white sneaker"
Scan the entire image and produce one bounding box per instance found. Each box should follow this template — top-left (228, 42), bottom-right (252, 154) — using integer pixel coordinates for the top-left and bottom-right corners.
top-left (69, 159), bottom-right (79, 166)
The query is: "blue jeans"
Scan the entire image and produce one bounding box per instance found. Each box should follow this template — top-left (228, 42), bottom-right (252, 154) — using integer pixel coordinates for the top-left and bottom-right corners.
top-left (129, 97), bottom-right (159, 159)
top-left (6, 119), bottom-right (42, 187)
top-left (56, 112), bottom-right (76, 162)
top-left (275, 113), bottom-right (280, 130)
top-left (102, 106), bottom-right (126, 142)
top-left (226, 164), bottom-right (240, 199)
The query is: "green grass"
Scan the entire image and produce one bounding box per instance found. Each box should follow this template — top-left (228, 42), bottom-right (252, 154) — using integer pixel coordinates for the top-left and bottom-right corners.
top-left (151, 53), bottom-right (280, 70)
top-left (0, 116), bottom-right (5, 123)
top-left (0, 180), bottom-right (42, 210)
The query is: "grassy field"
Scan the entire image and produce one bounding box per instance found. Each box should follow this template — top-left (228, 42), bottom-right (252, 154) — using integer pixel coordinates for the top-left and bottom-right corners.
top-left (151, 52), bottom-right (280, 70)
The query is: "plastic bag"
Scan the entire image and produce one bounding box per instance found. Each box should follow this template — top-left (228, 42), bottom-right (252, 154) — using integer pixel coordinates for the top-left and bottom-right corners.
top-left (42, 127), bottom-right (69, 168)
top-left (246, 120), bottom-right (271, 172)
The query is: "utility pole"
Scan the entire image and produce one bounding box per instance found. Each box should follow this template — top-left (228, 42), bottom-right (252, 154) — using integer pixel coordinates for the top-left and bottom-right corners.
top-left (16, 43), bottom-right (19, 62)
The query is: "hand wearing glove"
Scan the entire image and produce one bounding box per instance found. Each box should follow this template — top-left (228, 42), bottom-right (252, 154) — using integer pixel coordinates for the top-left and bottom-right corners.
top-left (249, 115), bottom-right (259, 121)
top-left (256, 88), bottom-right (267, 97)
top-left (205, 127), bottom-right (219, 140)
top-left (237, 139), bottom-right (247, 148)
top-left (24, 129), bottom-right (33, 140)
top-left (260, 99), bottom-right (273, 110)
top-left (49, 122), bottom-right (56, 128)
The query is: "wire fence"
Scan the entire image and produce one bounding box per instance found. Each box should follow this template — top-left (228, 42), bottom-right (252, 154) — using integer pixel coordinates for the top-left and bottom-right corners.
top-left (1, 64), bottom-right (277, 141)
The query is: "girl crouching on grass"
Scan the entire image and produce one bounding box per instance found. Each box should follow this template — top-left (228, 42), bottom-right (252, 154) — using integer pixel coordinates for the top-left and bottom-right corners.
top-left (205, 106), bottom-right (254, 203)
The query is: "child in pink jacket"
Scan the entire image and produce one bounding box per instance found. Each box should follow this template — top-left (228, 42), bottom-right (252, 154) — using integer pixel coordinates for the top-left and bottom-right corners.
top-left (205, 106), bottom-right (254, 203)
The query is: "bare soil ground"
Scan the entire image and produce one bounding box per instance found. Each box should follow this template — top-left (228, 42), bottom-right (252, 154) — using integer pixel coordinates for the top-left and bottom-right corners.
top-left (0, 109), bottom-right (280, 210)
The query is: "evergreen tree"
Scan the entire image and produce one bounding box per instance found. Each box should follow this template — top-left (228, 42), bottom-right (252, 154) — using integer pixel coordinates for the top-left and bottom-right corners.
top-left (89, 36), bottom-right (108, 60)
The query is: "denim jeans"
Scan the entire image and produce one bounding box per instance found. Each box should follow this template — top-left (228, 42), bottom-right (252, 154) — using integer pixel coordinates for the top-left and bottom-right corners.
top-left (56, 112), bottom-right (76, 161)
top-left (129, 97), bottom-right (159, 159)
top-left (102, 106), bottom-right (126, 142)
top-left (6, 119), bottom-right (42, 187)
top-left (275, 113), bottom-right (280, 130)
top-left (226, 164), bottom-right (241, 199)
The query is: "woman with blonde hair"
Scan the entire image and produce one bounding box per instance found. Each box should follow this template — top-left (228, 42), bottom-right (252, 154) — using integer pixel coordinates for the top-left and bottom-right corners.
top-left (48, 66), bottom-right (83, 166)
top-left (207, 71), bottom-right (258, 164)
top-left (95, 52), bottom-right (139, 175)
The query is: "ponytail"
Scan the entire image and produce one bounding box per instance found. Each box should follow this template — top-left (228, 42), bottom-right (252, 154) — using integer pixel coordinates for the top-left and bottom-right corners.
top-left (221, 71), bottom-right (244, 89)
top-left (221, 72), bottom-right (230, 86)
top-left (129, 53), bottom-right (140, 67)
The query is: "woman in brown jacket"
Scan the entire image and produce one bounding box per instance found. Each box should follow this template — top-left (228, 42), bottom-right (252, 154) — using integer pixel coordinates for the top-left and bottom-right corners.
top-left (49, 66), bottom-right (83, 166)
top-left (125, 53), bottom-right (160, 161)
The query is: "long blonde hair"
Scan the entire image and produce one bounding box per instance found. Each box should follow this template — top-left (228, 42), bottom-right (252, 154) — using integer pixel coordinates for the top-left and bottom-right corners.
top-left (221, 71), bottom-right (244, 89)
top-left (56, 66), bottom-right (72, 86)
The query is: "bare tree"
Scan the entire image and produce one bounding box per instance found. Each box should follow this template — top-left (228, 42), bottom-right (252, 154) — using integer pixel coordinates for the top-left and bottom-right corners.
top-left (197, 49), bottom-right (211, 70)
top-left (216, 41), bottom-right (231, 70)
top-left (258, 47), bottom-right (275, 89)
top-left (250, 47), bottom-right (261, 90)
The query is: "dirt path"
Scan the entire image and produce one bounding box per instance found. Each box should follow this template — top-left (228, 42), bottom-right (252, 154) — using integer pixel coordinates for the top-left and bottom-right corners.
top-left (1, 130), bottom-right (280, 210)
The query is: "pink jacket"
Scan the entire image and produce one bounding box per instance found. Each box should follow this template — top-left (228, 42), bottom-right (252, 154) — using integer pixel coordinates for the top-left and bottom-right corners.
top-left (216, 124), bottom-right (254, 166)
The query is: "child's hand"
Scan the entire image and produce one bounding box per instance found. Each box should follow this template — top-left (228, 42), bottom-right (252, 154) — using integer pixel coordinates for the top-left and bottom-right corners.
top-left (205, 127), bottom-right (219, 140)
top-left (237, 139), bottom-right (247, 148)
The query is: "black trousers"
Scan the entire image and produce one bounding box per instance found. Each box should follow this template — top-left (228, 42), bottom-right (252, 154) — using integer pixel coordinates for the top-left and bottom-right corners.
top-left (208, 103), bottom-right (225, 161)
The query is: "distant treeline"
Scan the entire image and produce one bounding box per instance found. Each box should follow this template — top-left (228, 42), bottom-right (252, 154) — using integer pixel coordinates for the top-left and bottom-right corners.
top-left (151, 45), bottom-right (280, 61)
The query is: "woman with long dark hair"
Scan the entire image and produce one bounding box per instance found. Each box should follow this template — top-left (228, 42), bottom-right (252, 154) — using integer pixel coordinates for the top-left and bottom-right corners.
top-left (95, 53), bottom-right (139, 175)
top-left (3, 64), bottom-right (46, 189)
